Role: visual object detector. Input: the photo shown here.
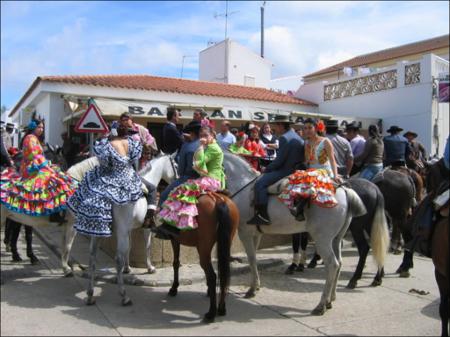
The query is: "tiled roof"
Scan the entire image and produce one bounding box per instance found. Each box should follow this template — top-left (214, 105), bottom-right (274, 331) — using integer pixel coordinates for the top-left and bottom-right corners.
top-left (10, 74), bottom-right (316, 116)
top-left (304, 34), bottom-right (449, 79)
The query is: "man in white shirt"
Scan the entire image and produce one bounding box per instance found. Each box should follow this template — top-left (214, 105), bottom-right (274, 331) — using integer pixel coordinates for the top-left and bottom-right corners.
top-left (216, 121), bottom-right (236, 150)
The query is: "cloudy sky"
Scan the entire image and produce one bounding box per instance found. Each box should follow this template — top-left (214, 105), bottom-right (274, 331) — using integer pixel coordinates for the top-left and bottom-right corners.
top-left (1, 1), bottom-right (449, 109)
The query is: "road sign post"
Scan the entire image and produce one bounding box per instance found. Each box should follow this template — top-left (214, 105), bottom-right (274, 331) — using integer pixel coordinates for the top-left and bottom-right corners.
top-left (74, 102), bottom-right (109, 155)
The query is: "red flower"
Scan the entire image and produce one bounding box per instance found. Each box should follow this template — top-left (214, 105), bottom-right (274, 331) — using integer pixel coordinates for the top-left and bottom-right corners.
top-left (316, 120), bottom-right (325, 133)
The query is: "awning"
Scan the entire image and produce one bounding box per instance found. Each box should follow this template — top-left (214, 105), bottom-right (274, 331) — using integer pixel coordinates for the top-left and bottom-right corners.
top-left (63, 97), bottom-right (292, 123)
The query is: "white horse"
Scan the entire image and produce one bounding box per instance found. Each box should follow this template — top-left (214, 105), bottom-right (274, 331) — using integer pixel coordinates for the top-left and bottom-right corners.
top-left (1, 153), bottom-right (177, 278)
top-left (223, 152), bottom-right (367, 315)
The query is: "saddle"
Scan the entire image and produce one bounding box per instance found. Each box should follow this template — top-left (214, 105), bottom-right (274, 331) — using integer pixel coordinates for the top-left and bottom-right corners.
top-left (267, 178), bottom-right (289, 195)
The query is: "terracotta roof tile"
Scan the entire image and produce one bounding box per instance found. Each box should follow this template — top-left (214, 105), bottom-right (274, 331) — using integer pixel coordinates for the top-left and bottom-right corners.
top-left (304, 34), bottom-right (449, 79)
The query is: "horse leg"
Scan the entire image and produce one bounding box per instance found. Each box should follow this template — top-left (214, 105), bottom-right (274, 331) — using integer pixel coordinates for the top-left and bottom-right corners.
top-left (240, 232), bottom-right (261, 298)
top-left (123, 235), bottom-right (131, 275)
top-left (435, 270), bottom-right (449, 337)
top-left (390, 217), bottom-right (402, 254)
top-left (116, 229), bottom-right (132, 306)
top-left (61, 222), bottom-right (77, 277)
top-left (4, 218), bottom-right (12, 252)
top-left (168, 239), bottom-right (180, 297)
top-left (143, 228), bottom-right (156, 274)
top-left (9, 221), bottom-right (23, 262)
top-left (25, 226), bottom-right (39, 265)
top-left (86, 237), bottom-right (98, 306)
top-left (299, 232), bottom-right (309, 271)
top-left (311, 239), bottom-right (339, 316)
top-left (201, 259), bottom-right (217, 323)
top-left (347, 226), bottom-right (369, 289)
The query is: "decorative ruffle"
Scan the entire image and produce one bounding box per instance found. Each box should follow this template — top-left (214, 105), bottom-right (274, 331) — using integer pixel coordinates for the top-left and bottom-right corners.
top-left (279, 169), bottom-right (337, 208)
top-left (158, 176), bottom-right (221, 230)
top-left (1, 165), bottom-right (77, 216)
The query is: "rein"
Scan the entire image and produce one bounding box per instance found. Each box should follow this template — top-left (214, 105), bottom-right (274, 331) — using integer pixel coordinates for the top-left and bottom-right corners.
top-left (230, 176), bottom-right (258, 199)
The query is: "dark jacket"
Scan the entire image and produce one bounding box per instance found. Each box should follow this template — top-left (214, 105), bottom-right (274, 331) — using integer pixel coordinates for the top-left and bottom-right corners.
top-left (355, 137), bottom-right (384, 166)
top-left (162, 122), bottom-right (183, 154)
top-left (265, 128), bottom-right (304, 174)
top-left (383, 134), bottom-right (410, 166)
top-left (178, 139), bottom-right (200, 179)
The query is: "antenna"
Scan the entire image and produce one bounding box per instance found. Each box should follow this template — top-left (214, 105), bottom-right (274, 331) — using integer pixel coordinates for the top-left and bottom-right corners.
top-left (214, 0), bottom-right (239, 40)
top-left (261, 1), bottom-right (266, 58)
top-left (180, 55), bottom-right (195, 78)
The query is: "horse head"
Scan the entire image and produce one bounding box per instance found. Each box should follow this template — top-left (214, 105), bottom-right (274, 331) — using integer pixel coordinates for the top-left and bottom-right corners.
top-left (139, 153), bottom-right (177, 187)
top-left (223, 151), bottom-right (259, 196)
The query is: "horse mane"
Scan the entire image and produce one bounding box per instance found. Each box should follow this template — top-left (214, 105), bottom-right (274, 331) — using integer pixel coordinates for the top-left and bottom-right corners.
top-left (67, 156), bottom-right (100, 181)
top-left (223, 150), bottom-right (258, 178)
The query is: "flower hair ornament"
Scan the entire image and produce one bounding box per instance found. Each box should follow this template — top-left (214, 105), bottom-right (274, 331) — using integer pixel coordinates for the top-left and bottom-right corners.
top-left (316, 120), bottom-right (325, 133)
top-left (27, 120), bottom-right (38, 131)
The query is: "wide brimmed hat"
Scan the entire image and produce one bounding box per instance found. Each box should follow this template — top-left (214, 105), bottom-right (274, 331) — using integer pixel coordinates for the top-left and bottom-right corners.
top-left (183, 120), bottom-right (202, 133)
top-left (269, 115), bottom-right (294, 124)
top-left (345, 122), bottom-right (361, 130)
top-left (325, 119), bottom-right (339, 128)
top-left (386, 125), bottom-right (403, 133)
top-left (403, 131), bottom-right (418, 138)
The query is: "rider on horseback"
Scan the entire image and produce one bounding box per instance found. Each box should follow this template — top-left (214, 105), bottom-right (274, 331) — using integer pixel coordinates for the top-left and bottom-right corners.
top-left (1, 119), bottom-right (77, 223)
top-left (383, 125), bottom-right (410, 167)
top-left (279, 118), bottom-right (343, 221)
top-left (247, 115), bottom-right (305, 226)
top-left (157, 126), bottom-right (225, 237)
top-left (403, 130), bottom-right (427, 172)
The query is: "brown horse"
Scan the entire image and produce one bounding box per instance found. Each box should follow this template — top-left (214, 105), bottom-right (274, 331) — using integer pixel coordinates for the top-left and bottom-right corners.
top-left (167, 192), bottom-right (240, 323)
top-left (432, 213), bottom-right (449, 337)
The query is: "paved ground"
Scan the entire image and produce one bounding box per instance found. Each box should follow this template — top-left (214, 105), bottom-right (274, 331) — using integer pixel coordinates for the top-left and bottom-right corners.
top-left (0, 225), bottom-right (441, 336)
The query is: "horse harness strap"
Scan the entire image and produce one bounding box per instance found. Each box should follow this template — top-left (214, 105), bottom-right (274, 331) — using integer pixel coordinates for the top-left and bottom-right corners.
top-left (230, 176), bottom-right (259, 199)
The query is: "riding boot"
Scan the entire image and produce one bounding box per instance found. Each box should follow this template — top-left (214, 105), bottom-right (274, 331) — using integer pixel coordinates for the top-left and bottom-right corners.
top-left (142, 209), bottom-right (156, 229)
top-left (246, 204), bottom-right (271, 226)
top-left (291, 198), bottom-right (309, 222)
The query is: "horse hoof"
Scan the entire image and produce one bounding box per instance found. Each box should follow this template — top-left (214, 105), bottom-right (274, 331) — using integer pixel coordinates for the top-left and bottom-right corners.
top-left (346, 281), bottom-right (357, 289)
top-left (244, 289), bottom-right (256, 298)
top-left (371, 280), bottom-right (382, 287)
top-left (123, 267), bottom-right (131, 275)
top-left (296, 264), bottom-right (305, 272)
top-left (122, 298), bottom-right (133, 306)
top-left (29, 255), bottom-right (40, 265)
top-left (311, 305), bottom-right (326, 316)
top-left (147, 267), bottom-right (156, 274)
top-left (202, 312), bottom-right (216, 323)
top-left (326, 302), bottom-right (332, 309)
top-left (307, 261), bottom-right (317, 269)
top-left (399, 271), bottom-right (410, 278)
top-left (168, 288), bottom-right (178, 297)
top-left (12, 254), bottom-right (23, 262)
top-left (217, 307), bottom-right (227, 316)
top-left (85, 297), bottom-right (96, 306)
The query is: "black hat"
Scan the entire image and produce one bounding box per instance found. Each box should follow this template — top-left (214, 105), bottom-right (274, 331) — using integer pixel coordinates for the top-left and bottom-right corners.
top-left (325, 119), bottom-right (339, 128)
top-left (403, 131), bottom-right (418, 138)
top-left (345, 122), bottom-right (361, 131)
top-left (386, 125), bottom-right (403, 133)
top-left (183, 120), bottom-right (202, 133)
top-left (269, 115), bottom-right (294, 124)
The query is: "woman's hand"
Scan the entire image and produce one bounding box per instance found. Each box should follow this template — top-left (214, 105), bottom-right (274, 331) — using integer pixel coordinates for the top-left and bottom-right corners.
top-left (334, 175), bottom-right (344, 184)
top-left (199, 138), bottom-right (208, 146)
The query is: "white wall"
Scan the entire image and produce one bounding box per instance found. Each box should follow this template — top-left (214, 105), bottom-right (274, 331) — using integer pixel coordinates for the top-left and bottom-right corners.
top-left (199, 39), bottom-right (272, 88)
top-left (227, 40), bottom-right (271, 88)
top-left (199, 41), bottom-right (227, 83)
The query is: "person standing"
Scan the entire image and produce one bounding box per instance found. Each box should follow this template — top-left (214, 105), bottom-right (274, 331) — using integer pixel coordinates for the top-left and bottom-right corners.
top-left (346, 122), bottom-right (366, 157)
top-left (244, 125), bottom-right (266, 171)
top-left (260, 122), bottom-right (279, 167)
top-left (383, 125), bottom-right (410, 167)
top-left (247, 115), bottom-right (304, 226)
top-left (162, 108), bottom-right (184, 155)
top-left (216, 120), bottom-right (236, 151)
top-left (325, 119), bottom-right (353, 177)
top-left (355, 125), bottom-right (384, 181)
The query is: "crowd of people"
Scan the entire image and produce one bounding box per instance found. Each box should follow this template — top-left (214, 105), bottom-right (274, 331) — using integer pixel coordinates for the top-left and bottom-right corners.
top-left (1, 109), bottom-right (449, 244)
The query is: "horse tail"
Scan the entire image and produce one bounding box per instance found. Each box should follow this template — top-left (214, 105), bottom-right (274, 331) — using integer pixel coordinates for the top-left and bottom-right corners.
top-left (370, 187), bottom-right (390, 270)
top-left (344, 187), bottom-right (367, 218)
top-left (215, 199), bottom-right (232, 295)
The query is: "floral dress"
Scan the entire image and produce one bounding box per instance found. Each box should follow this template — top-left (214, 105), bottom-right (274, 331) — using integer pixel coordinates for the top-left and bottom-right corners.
top-left (279, 138), bottom-right (337, 208)
top-left (158, 140), bottom-right (225, 231)
top-left (67, 137), bottom-right (143, 237)
top-left (1, 134), bottom-right (77, 216)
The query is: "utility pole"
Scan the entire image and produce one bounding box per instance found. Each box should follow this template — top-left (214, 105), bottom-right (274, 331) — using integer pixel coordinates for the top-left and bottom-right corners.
top-left (261, 3), bottom-right (264, 58)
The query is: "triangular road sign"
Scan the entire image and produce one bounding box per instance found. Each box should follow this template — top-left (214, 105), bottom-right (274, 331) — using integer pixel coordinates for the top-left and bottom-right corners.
top-left (74, 103), bottom-right (109, 133)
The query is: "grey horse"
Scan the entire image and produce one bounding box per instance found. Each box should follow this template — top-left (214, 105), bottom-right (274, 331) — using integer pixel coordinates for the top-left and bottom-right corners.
top-left (223, 152), bottom-right (367, 315)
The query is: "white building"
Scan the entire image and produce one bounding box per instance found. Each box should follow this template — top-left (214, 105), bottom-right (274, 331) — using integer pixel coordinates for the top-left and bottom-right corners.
top-left (8, 75), bottom-right (318, 147)
top-left (199, 39), bottom-right (272, 88)
top-left (296, 35), bottom-right (450, 157)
